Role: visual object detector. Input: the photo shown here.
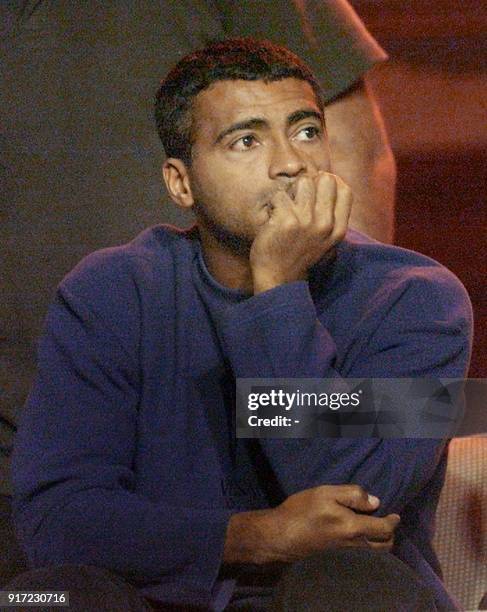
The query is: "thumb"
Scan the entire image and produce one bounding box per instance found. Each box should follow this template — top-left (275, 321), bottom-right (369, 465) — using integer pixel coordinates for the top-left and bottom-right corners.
top-left (335, 485), bottom-right (381, 513)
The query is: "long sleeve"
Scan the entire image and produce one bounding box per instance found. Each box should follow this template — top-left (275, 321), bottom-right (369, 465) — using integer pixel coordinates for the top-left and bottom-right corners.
top-left (12, 281), bottom-right (232, 599)
top-left (214, 264), bottom-right (473, 513)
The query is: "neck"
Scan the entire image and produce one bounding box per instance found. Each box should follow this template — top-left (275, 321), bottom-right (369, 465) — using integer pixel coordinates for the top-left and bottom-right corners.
top-left (197, 227), bottom-right (254, 292)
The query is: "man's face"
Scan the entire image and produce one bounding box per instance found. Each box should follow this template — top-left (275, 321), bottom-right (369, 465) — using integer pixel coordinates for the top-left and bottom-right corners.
top-left (186, 77), bottom-right (331, 252)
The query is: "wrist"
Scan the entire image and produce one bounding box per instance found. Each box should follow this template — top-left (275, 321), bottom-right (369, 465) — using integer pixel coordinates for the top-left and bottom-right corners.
top-left (252, 271), bottom-right (307, 295)
top-left (252, 277), bottom-right (281, 295)
top-left (223, 507), bottom-right (287, 565)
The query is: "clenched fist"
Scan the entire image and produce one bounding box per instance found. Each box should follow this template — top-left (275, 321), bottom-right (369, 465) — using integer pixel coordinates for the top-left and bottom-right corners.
top-left (250, 172), bottom-right (353, 294)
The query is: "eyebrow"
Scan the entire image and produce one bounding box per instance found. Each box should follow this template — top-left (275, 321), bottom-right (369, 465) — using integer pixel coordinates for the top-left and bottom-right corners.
top-left (214, 108), bottom-right (323, 144)
top-left (287, 109), bottom-right (323, 127)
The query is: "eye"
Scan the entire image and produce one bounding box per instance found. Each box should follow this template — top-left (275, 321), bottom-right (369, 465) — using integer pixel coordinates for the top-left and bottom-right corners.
top-left (294, 125), bottom-right (322, 141)
top-left (230, 134), bottom-right (259, 151)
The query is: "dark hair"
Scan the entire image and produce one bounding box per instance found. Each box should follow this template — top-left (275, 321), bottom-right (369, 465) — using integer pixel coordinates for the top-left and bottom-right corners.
top-left (154, 37), bottom-right (324, 165)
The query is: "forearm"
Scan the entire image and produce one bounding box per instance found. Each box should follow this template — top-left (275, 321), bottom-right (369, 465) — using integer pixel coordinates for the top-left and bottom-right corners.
top-left (307, 438), bottom-right (448, 515)
top-left (217, 267), bottom-right (470, 503)
top-left (14, 477), bottom-right (231, 583)
top-left (325, 77), bottom-right (396, 243)
top-left (341, 143), bottom-right (396, 244)
top-left (217, 281), bottom-right (338, 380)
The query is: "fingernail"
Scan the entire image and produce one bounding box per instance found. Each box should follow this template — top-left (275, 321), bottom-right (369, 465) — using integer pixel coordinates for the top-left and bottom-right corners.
top-left (368, 494), bottom-right (380, 506)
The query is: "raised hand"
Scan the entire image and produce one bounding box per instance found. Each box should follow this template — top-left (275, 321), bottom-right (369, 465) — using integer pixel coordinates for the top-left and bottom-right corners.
top-left (250, 172), bottom-right (353, 294)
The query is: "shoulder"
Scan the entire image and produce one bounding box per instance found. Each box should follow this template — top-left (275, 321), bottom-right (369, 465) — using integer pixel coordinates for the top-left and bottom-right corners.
top-left (324, 231), bottom-right (473, 377)
top-left (317, 229), bottom-right (473, 334)
top-left (59, 224), bottom-right (198, 301)
top-left (45, 225), bottom-right (199, 357)
top-left (344, 229), bottom-right (471, 307)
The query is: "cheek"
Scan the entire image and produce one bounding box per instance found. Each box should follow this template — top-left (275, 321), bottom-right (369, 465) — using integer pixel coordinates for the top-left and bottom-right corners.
top-left (190, 151), bottom-right (271, 215)
top-left (318, 156), bottom-right (331, 173)
top-left (188, 160), bottom-right (223, 204)
top-left (192, 162), bottom-right (251, 204)
top-left (315, 144), bottom-right (332, 172)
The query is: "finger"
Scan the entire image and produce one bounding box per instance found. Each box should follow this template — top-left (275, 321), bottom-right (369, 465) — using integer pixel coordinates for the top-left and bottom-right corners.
top-left (346, 535), bottom-right (394, 552)
top-left (314, 172), bottom-right (337, 229)
top-left (365, 537), bottom-right (394, 552)
top-left (330, 175), bottom-right (353, 242)
top-left (333, 484), bottom-right (380, 513)
top-left (292, 175), bottom-right (315, 212)
top-left (267, 189), bottom-right (296, 224)
top-left (341, 536), bottom-right (369, 549)
top-left (268, 189), bottom-right (293, 213)
top-left (358, 513), bottom-right (400, 542)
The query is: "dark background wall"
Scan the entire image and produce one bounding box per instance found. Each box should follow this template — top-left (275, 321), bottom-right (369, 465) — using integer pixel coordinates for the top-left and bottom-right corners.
top-left (352, 0), bottom-right (486, 377)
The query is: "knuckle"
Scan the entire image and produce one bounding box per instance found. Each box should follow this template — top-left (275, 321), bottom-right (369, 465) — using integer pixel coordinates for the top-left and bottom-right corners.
top-left (316, 220), bottom-right (333, 235)
top-left (333, 227), bottom-right (347, 242)
top-left (320, 171), bottom-right (335, 183)
top-left (343, 518), bottom-right (359, 539)
top-left (281, 218), bottom-right (298, 233)
top-left (321, 173), bottom-right (337, 191)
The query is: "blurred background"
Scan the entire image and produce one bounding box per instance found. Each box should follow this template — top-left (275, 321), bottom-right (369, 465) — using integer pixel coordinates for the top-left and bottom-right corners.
top-left (351, 0), bottom-right (486, 377)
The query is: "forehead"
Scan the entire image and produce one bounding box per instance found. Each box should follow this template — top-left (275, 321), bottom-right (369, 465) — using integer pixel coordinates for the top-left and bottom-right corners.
top-left (191, 78), bottom-right (321, 139)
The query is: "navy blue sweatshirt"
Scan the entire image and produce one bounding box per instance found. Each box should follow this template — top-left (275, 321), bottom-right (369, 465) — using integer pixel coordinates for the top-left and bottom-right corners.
top-left (12, 226), bottom-right (472, 609)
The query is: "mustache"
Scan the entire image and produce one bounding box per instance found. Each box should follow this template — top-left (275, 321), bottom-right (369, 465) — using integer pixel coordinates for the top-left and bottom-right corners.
top-left (262, 183), bottom-right (298, 208)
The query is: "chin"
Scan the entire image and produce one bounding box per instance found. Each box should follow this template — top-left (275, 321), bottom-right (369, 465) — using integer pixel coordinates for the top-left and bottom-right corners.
top-left (194, 203), bottom-right (256, 255)
top-left (216, 229), bottom-right (253, 256)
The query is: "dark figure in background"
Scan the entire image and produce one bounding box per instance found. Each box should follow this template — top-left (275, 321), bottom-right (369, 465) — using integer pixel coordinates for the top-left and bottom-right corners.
top-left (10, 38), bottom-right (471, 610)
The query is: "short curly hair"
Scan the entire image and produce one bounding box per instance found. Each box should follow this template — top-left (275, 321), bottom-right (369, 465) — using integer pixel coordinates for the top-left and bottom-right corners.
top-left (154, 37), bottom-right (324, 165)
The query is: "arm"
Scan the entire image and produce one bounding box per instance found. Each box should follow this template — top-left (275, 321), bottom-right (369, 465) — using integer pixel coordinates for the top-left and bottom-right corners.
top-left (223, 485), bottom-right (399, 564)
top-left (215, 260), bottom-right (472, 514)
top-left (13, 281), bottom-right (398, 579)
top-left (325, 77), bottom-right (396, 242)
top-left (12, 283), bottom-right (231, 591)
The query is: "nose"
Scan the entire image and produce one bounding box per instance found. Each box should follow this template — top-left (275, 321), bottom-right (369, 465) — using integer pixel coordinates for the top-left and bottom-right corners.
top-left (268, 137), bottom-right (307, 181)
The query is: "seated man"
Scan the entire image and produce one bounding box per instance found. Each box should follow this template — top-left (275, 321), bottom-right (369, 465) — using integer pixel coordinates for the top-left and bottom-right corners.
top-left (11, 39), bottom-right (471, 611)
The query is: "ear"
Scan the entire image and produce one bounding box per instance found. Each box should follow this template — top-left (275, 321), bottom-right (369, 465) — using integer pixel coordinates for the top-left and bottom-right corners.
top-left (162, 158), bottom-right (195, 209)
